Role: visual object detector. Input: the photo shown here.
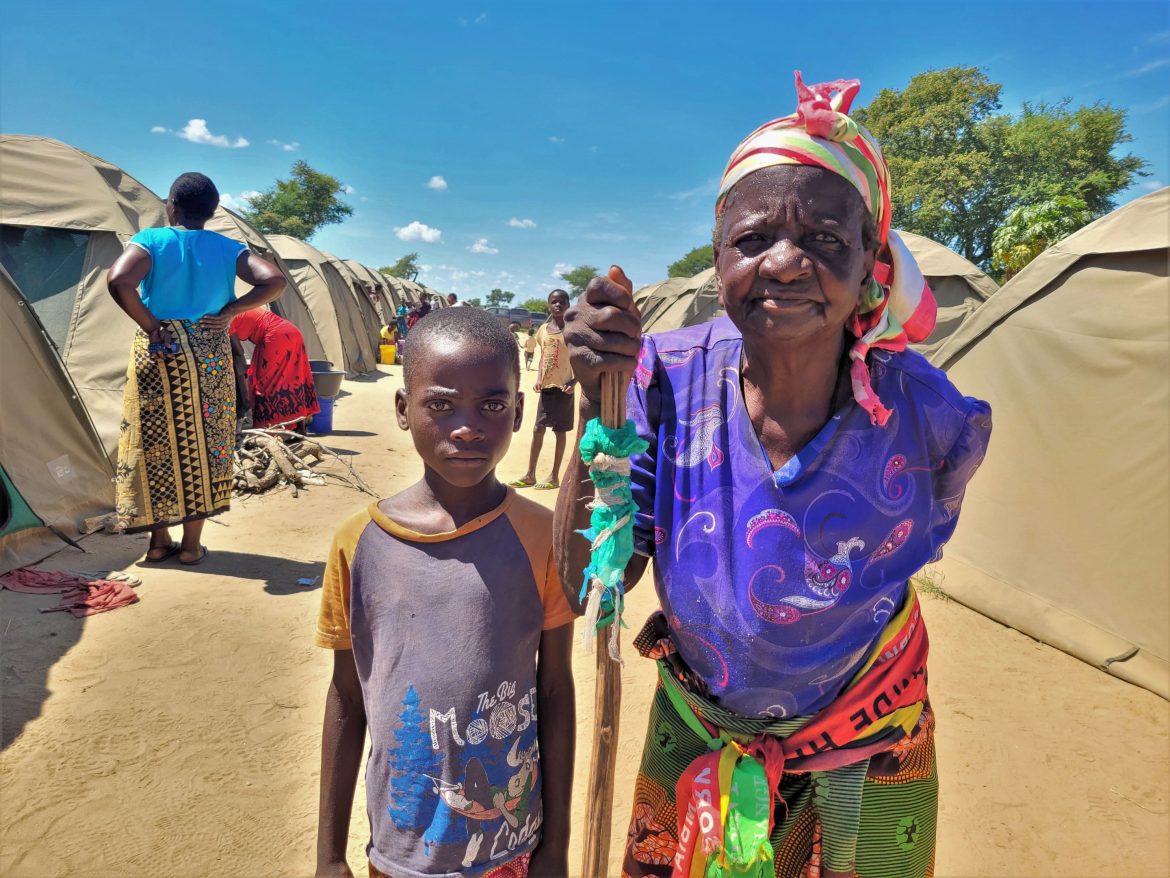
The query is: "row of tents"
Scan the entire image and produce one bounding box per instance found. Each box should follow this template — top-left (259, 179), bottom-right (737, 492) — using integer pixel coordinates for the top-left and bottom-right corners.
top-left (633, 188), bottom-right (1169, 699)
top-left (0, 134), bottom-right (446, 573)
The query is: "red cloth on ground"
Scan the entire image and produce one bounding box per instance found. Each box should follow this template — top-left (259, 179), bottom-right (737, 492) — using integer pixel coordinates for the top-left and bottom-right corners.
top-left (230, 309), bottom-right (320, 428)
top-left (1, 568), bottom-right (140, 617)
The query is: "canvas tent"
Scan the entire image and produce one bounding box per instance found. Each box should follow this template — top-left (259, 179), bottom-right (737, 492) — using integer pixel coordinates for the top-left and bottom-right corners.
top-left (897, 231), bottom-right (999, 358)
top-left (267, 235), bottom-right (378, 374)
top-left (0, 134), bottom-right (167, 459)
top-left (638, 268), bottom-right (718, 334)
top-left (203, 207), bottom-right (328, 362)
top-left (325, 252), bottom-right (383, 354)
top-left (930, 187), bottom-right (1169, 698)
top-left (0, 265), bottom-right (118, 572)
top-left (344, 259), bottom-right (400, 322)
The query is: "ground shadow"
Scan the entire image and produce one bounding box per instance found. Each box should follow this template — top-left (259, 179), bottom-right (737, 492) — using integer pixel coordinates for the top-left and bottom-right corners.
top-left (322, 430), bottom-right (377, 438)
top-left (1, 588), bottom-right (85, 750)
top-left (156, 548), bottom-right (325, 596)
top-left (1, 530), bottom-right (149, 752)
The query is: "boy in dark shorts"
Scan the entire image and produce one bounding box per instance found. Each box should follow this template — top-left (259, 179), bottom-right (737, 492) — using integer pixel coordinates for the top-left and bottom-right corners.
top-left (315, 307), bottom-right (575, 878)
top-left (510, 290), bottom-right (574, 491)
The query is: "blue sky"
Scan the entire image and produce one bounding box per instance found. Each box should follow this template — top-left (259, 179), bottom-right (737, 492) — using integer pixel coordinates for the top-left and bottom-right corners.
top-left (2, 1), bottom-right (1167, 301)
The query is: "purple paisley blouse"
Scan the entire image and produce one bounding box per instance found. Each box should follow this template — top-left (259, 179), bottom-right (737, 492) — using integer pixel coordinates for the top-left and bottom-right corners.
top-left (627, 317), bottom-right (991, 718)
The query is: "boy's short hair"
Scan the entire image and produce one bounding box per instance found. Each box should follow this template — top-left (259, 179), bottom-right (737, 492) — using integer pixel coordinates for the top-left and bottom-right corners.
top-left (403, 306), bottom-right (520, 390)
top-left (548, 288), bottom-right (569, 301)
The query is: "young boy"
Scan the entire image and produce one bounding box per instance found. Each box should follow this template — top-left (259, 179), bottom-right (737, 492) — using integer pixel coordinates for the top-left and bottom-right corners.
top-left (315, 307), bottom-right (575, 878)
top-left (522, 328), bottom-right (537, 371)
top-left (511, 290), bottom-right (574, 491)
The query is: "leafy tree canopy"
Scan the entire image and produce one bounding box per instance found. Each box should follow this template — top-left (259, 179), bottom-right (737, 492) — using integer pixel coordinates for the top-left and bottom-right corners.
top-left (521, 298), bottom-right (550, 313)
top-left (992, 196), bottom-right (1093, 279)
top-left (486, 288), bottom-right (515, 308)
top-left (243, 160), bottom-right (353, 241)
top-left (853, 67), bottom-right (1146, 273)
top-left (380, 253), bottom-right (420, 281)
top-left (668, 245), bottom-right (715, 278)
top-left (558, 264), bottom-right (600, 298)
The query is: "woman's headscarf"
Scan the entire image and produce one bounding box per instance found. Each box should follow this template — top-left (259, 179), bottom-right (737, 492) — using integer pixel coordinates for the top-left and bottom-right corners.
top-left (716, 72), bottom-right (936, 426)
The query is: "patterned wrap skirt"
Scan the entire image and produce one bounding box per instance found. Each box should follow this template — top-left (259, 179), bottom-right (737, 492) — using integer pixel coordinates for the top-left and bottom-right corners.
top-left (114, 320), bottom-right (235, 532)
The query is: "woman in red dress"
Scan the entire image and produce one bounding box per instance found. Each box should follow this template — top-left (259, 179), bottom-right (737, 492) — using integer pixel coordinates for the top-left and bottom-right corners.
top-left (229, 309), bottom-right (320, 429)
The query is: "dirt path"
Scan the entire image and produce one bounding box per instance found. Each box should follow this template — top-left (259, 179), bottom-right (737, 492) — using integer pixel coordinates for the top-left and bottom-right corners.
top-left (2, 364), bottom-right (1167, 877)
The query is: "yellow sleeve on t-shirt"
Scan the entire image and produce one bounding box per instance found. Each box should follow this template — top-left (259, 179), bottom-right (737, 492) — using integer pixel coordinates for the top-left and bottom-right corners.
top-left (315, 507), bottom-right (373, 649)
top-left (505, 494), bottom-right (577, 630)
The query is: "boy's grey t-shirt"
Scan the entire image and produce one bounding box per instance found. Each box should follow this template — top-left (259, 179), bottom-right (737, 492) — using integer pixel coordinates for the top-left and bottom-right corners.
top-left (316, 491), bottom-right (574, 877)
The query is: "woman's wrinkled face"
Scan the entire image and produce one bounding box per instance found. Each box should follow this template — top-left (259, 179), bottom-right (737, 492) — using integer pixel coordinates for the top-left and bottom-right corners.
top-left (715, 165), bottom-right (876, 344)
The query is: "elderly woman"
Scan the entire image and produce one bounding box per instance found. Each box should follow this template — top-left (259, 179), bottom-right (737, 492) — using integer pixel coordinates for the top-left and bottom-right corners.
top-left (556, 75), bottom-right (991, 878)
top-left (107, 172), bottom-right (285, 565)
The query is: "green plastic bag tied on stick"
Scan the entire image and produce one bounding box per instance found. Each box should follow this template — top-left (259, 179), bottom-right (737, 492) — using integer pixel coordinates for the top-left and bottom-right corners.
top-left (577, 416), bottom-right (648, 660)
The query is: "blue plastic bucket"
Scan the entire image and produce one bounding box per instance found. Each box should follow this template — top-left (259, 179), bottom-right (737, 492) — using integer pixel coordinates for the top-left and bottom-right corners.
top-left (308, 396), bottom-right (335, 435)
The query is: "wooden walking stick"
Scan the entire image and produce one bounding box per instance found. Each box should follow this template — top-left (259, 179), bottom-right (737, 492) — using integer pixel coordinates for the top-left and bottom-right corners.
top-left (579, 266), bottom-right (644, 878)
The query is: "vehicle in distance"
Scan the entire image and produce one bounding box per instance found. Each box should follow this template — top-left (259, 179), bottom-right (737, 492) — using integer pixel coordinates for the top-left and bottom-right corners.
top-left (484, 306), bottom-right (540, 329)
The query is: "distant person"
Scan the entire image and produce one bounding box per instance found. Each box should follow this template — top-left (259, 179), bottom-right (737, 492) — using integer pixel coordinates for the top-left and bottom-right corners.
top-left (405, 301), bottom-right (422, 332)
top-left (523, 327), bottom-right (538, 371)
top-left (314, 307), bottom-right (575, 878)
top-left (106, 172), bottom-right (285, 565)
top-left (395, 301), bottom-right (409, 339)
top-left (511, 289), bottom-right (574, 490)
top-left (446, 292), bottom-right (467, 307)
top-left (229, 308), bottom-right (320, 430)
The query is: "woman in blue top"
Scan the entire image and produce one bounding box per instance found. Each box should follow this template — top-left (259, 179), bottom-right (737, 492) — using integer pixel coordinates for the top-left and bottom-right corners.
top-left (556, 75), bottom-right (991, 877)
top-left (107, 172), bottom-right (285, 565)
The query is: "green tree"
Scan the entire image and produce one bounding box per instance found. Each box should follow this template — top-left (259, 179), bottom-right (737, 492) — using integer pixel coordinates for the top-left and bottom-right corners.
top-left (558, 264), bottom-right (600, 298)
top-left (380, 253), bottom-right (420, 281)
top-left (853, 67), bottom-right (1145, 271)
top-left (521, 297), bottom-right (550, 314)
top-left (992, 196), bottom-right (1093, 279)
top-left (486, 288), bottom-right (515, 308)
top-left (668, 245), bottom-right (715, 278)
top-left (243, 161), bottom-right (354, 240)
top-left (465, 297), bottom-right (483, 308)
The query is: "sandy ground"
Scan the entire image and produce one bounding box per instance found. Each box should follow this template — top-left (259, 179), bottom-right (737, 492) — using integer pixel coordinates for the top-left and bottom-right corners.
top-left (2, 364), bottom-right (1168, 878)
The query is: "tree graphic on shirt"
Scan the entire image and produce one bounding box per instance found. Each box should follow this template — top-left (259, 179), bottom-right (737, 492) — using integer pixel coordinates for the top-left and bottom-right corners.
top-left (387, 685), bottom-right (441, 830)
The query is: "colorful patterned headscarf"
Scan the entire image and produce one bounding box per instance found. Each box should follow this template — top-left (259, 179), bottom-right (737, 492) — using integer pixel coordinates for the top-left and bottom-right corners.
top-left (716, 72), bottom-right (936, 426)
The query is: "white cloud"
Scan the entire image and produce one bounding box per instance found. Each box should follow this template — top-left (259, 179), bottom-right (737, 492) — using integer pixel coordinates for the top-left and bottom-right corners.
top-left (343, 184), bottom-right (356, 195)
top-left (1135, 94), bottom-right (1170, 113)
top-left (469, 238), bottom-right (499, 255)
top-left (1138, 179), bottom-right (1166, 192)
top-left (268, 139), bottom-right (300, 152)
top-left (588, 145), bottom-right (599, 153)
top-left (507, 217), bottom-right (536, 229)
top-left (219, 190), bottom-right (261, 211)
top-left (668, 178), bottom-right (719, 201)
top-left (175, 118), bottom-right (249, 148)
top-left (1128, 58), bottom-right (1170, 77)
top-left (426, 175), bottom-right (449, 191)
top-left (458, 12), bottom-right (488, 25)
top-left (150, 125), bottom-right (168, 134)
top-left (552, 262), bottom-right (575, 279)
top-left (548, 136), bottom-right (565, 144)
top-left (394, 221), bottom-right (443, 244)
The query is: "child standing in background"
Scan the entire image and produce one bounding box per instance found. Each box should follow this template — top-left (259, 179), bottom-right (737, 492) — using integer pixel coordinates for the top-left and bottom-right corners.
top-left (314, 307), bottom-right (575, 878)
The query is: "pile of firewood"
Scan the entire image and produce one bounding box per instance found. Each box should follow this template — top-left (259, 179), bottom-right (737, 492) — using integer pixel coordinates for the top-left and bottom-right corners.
top-left (232, 429), bottom-right (375, 498)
